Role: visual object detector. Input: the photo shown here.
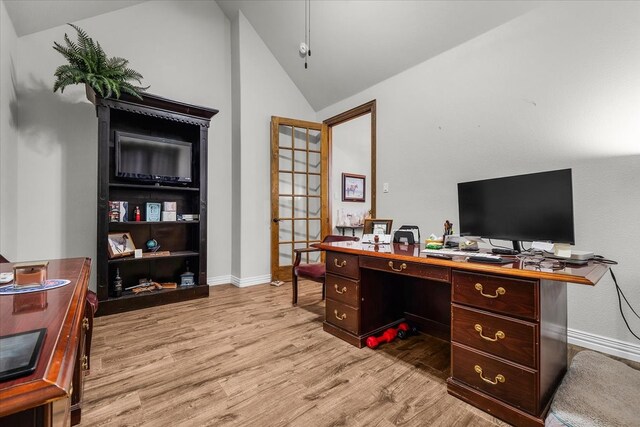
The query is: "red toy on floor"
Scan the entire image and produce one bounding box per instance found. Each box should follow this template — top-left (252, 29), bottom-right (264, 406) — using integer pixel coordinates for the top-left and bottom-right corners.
top-left (366, 322), bottom-right (409, 349)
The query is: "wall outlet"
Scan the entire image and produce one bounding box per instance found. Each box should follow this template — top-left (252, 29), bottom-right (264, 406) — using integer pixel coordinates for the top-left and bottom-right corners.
top-left (383, 182), bottom-right (389, 193)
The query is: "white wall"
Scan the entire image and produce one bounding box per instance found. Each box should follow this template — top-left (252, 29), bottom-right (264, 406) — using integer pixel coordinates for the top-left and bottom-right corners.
top-left (331, 114), bottom-right (372, 234)
top-left (234, 11), bottom-right (315, 283)
top-left (9, 0), bottom-right (233, 288)
top-left (317, 2), bottom-right (640, 355)
top-left (0, 0), bottom-right (18, 261)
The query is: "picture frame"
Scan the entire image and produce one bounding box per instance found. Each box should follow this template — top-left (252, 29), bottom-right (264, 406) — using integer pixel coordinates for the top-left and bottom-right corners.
top-left (342, 173), bottom-right (366, 202)
top-left (107, 232), bottom-right (136, 259)
top-left (364, 218), bottom-right (394, 235)
top-left (145, 202), bottom-right (161, 222)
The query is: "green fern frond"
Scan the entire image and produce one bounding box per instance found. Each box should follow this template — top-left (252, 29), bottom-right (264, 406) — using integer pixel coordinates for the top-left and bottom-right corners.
top-left (52, 24), bottom-right (148, 99)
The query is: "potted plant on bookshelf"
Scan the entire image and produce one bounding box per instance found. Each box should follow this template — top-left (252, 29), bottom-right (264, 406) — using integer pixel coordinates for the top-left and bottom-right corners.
top-left (52, 24), bottom-right (148, 101)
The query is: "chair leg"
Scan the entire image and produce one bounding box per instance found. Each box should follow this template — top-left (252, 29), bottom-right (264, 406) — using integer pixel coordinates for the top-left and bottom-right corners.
top-left (322, 281), bottom-right (326, 300)
top-left (292, 274), bottom-right (298, 306)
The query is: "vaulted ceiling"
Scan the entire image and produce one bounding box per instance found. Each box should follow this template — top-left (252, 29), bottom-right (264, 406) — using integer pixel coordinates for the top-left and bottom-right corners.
top-left (4, 0), bottom-right (541, 111)
top-left (217, 1), bottom-right (540, 110)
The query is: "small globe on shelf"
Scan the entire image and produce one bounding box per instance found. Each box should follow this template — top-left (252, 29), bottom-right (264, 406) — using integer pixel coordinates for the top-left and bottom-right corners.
top-left (145, 239), bottom-right (160, 252)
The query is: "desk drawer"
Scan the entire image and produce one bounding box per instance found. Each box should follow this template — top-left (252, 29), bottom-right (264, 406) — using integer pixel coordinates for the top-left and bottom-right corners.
top-left (360, 256), bottom-right (450, 282)
top-left (326, 252), bottom-right (360, 279)
top-left (452, 343), bottom-right (538, 415)
top-left (452, 271), bottom-right (538, 320)
top-left (326, 274), bottom-right (359, 306)
top-left (452, 304), bottom-right (537, 368)
top-left (326, 299), bottom-right (359, 334)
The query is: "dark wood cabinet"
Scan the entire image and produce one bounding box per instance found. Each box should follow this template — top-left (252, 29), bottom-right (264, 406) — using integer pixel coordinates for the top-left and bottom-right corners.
top-left (90, 89), bottom-right (218, 316)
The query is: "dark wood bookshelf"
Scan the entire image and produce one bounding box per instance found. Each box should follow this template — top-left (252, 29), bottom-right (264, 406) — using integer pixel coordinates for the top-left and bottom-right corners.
top-left (91, 88), bottom-right (218, 316)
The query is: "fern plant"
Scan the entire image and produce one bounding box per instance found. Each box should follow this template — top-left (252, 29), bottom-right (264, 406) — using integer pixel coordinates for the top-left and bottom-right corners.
top-left (53, 24), bottom-right (148, 99)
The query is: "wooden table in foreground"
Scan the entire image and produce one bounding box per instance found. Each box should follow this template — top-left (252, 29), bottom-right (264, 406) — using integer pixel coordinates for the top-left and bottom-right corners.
top-left (0, 258), bottom-right (92, 427)
top-left (316, 241), bottom-right (608, 427)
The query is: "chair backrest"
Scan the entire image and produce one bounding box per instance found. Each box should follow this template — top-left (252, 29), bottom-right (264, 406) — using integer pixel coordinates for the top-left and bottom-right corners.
top-left (323, 235), bottom-right (360, 243)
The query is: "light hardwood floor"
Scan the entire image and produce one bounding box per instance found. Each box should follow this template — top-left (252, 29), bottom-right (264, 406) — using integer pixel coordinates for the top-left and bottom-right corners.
top-left (81, 281), bottom-right (511, 427)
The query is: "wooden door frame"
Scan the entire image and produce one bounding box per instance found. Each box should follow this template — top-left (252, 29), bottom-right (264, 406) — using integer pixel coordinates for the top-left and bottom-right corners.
top-left (323, 100), bottom-right (377, 224)
top-left (270, 116), bottom-right (328, 281)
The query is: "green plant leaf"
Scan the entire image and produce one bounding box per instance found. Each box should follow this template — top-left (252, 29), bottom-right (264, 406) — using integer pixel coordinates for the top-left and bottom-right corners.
top-left (52, 24), bottom-right (148, 99)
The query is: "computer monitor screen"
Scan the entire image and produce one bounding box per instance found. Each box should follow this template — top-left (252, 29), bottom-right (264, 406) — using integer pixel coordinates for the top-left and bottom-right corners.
top-left (457, 169), bottom-right (575, 246)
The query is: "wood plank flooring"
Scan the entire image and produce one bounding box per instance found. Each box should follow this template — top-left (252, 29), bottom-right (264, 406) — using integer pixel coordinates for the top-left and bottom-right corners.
top-left (81, 281), bottom-right (511, 427)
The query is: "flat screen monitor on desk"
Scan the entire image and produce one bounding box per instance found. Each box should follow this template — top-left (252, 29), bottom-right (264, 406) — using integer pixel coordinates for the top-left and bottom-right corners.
top-left (457, 168), bottom-right (575, 252)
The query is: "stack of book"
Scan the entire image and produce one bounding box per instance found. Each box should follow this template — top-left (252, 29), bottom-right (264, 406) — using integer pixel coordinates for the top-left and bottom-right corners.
top-left (178, 214), bottom-right (199, 221)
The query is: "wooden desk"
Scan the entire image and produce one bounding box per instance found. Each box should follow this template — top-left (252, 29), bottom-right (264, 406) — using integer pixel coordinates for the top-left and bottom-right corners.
top-left (0, 258), bottom-right (92, 427)
top-left (316, 241), bottom-right (607, 427)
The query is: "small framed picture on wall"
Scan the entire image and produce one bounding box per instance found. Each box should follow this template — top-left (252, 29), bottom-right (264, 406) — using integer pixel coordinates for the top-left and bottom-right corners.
top-left (342, 173), bottom-right (365, 202)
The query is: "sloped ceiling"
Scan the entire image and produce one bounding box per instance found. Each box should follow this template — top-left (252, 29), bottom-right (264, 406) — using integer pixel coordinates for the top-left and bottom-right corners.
top-left (217, 0), bottom-right (541, 110)
top-left (3, 0), bottom-right (147, 37)
top-left (4, 0), bottom-right (540, 111)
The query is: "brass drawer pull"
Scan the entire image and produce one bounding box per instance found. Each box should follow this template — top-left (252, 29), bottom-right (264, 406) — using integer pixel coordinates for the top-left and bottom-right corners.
top-left (334, 284), bottom-right (347, 294)
top-left (474, 324), bottom-right (505, 342)
top-left (82, 317), bottom-right (90, 330)
top-left (334, 309), bottom-right (347, 321)
top-left (388, 261), bottom-right (407, 272)
top-left (334, 259), bottom-right (347, 268)
top-left (82, 355), bottom-right (88, 370)
top-left (474, 283), bottom-right (506, 299)
top-left (474, 365), bottom-right (505, 385)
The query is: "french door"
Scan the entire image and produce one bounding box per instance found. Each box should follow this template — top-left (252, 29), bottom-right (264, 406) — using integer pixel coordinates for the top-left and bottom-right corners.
top-left (270, 117), bottom-right (329, 282)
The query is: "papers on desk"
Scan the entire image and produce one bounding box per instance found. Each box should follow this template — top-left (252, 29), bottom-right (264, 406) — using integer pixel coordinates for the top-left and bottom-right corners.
top-left (361, 234), bottom-right (392, 244)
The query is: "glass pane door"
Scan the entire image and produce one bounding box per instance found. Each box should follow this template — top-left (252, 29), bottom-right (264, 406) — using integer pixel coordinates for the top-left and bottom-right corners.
top-left (271, 117), bottom-right (327, 281)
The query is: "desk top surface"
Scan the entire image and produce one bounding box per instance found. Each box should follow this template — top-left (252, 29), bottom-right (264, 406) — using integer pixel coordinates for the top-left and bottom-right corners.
top-left (0, 257), bottom-right (91, 417)
top-left (316, 241), bottom-right (608, 286)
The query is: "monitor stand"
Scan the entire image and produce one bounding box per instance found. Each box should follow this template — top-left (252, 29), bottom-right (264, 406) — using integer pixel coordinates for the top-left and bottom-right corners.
top-left (512, 240), bottom-right (521, 253)
top-left (491, 241), bottom-right (521, 256)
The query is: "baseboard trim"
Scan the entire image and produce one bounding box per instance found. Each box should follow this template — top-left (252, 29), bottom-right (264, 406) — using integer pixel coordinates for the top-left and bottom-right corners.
top-left (568, 328), bottom-right (640, 362)
top-left (230, 274), bottom-right (272, 288)
top-left (207, 275), bottom-right (233, 286)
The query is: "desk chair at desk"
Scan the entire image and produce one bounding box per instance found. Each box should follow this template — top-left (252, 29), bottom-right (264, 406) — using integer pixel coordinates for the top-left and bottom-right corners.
top-left (317, 241), bottom-right (608, 427)
top-left (291, 235), bottom-right (359, 306)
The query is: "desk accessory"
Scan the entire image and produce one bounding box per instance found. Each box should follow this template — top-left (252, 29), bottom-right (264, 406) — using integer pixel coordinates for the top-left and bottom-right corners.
top-left (13, 261), bottom-right (48, 286)
top-left (0, 272), bottom-right (14, 284)
top-left (0, 328), bottom-right (47, 382)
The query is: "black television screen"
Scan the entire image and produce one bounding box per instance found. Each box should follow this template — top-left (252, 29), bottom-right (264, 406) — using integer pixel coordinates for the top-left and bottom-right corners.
top-left (115, 132), bottom-right (192, 183)
top-left (458, 169), bottom-right (575, 246)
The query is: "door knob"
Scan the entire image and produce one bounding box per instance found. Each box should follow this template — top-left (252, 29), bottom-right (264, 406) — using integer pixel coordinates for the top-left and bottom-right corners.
top-left (272, 218), bottom-right (280, 223)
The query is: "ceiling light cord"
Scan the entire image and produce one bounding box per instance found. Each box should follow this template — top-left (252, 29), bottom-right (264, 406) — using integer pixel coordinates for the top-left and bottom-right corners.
top-left (308, 0), bottom-right (311, 57)
top-left (303, 0), bottom-right (310, 69)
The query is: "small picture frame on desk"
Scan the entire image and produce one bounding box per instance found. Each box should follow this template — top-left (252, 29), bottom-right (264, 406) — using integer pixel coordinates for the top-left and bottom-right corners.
top-left (342, 173), bottom-right (365, 202)
top-left (107, 232), bottom-right (136, 259)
